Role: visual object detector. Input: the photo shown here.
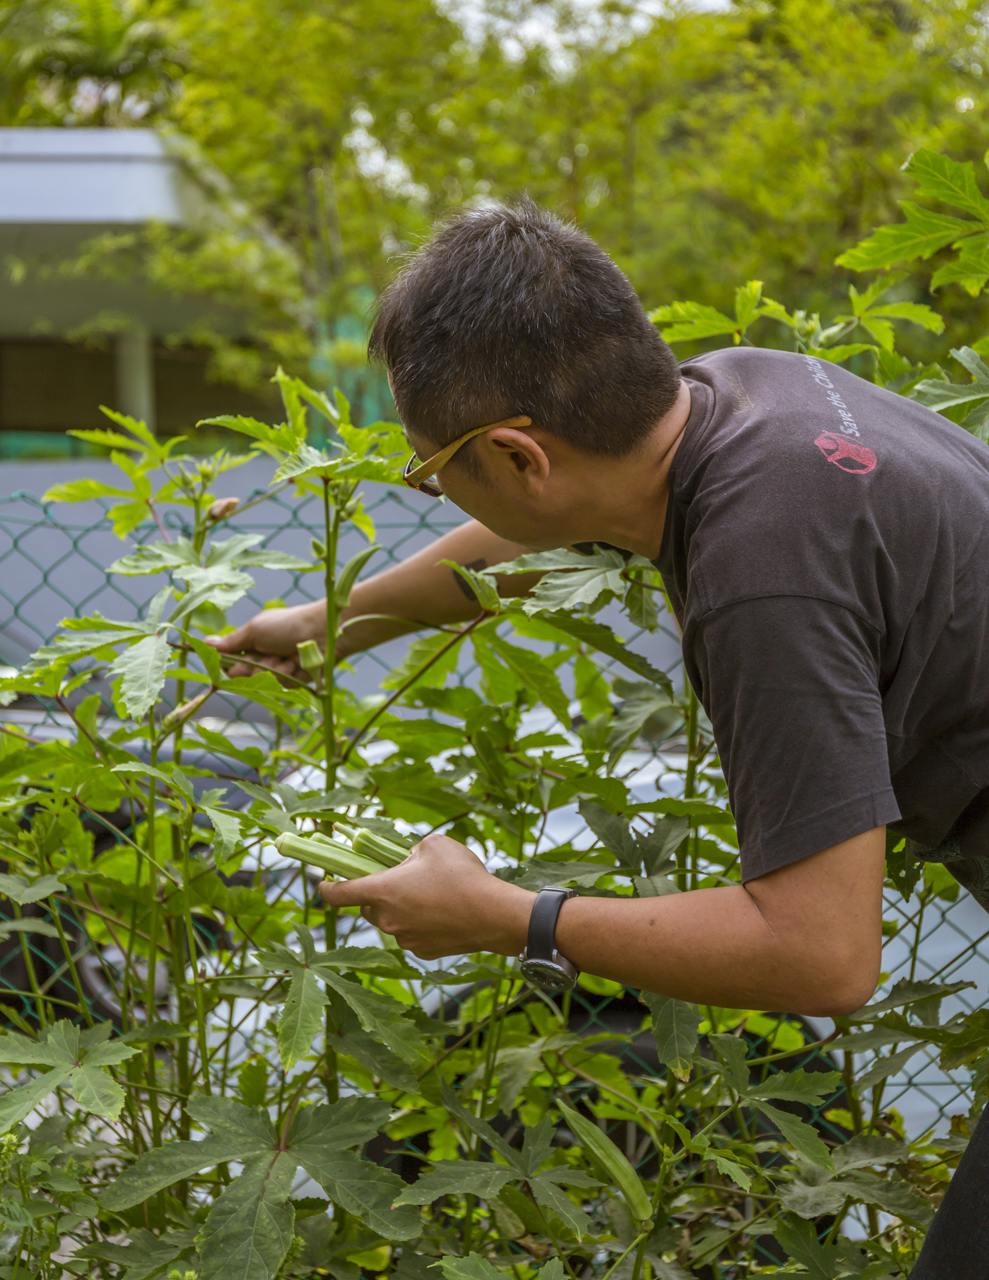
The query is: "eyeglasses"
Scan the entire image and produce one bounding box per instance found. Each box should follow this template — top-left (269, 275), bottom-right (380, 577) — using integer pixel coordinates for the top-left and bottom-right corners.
top-left (402, 415), bottom-right (533, 498)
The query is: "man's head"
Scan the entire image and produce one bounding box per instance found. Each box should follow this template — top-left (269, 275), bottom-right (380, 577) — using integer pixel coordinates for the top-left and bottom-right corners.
top-left (369, 199), bottom-right (683, 546)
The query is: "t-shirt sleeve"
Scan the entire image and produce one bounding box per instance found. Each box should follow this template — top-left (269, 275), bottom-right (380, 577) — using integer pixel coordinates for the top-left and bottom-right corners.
top-left (687, 595), bottom-right (901, 881)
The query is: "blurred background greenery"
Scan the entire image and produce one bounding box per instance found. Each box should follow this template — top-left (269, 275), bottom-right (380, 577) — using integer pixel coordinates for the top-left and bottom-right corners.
top-left (2, 0), bottom-right (988, 435)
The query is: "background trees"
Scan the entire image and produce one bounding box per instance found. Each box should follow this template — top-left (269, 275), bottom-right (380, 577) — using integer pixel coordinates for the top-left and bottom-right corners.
top-left (3, 0), bottom-right (989, 398)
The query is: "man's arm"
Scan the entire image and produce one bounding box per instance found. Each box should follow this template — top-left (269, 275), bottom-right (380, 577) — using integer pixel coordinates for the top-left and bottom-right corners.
top-left (320, 826), bottom-right (885, 1018)
top-left (208, 520), bottom-right (538, 677)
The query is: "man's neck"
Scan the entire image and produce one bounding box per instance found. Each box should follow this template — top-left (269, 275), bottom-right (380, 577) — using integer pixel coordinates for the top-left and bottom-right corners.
top-left (568, 380), bottom-right (692, 560)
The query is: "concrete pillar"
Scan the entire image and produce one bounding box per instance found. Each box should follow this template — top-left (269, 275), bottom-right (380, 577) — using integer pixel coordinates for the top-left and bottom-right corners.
top-left (115, 325), bottom-right (155, 430)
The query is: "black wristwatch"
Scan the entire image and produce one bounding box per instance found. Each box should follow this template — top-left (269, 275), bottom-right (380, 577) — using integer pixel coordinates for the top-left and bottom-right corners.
top-left (518, 888), bottom-right (579, 991)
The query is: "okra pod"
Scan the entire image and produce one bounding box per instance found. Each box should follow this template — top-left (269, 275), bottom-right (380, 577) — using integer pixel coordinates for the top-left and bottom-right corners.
top-left (275, 832), bottom-right (382, 879)
top-left (352, 828), bottom-right (408, 868)
top-left (332, 822), bottom-right (410, 868)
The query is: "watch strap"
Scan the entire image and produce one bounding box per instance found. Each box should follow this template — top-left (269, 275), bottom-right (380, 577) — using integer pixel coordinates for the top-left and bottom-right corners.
top-left (525, 887), bottom-right (576, 962)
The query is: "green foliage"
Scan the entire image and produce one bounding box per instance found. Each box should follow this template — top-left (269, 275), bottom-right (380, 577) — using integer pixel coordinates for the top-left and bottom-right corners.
top-left (838, 150), bottom-right (989, 295)
top-left (0, 1022), bottom-right (138, 1129)
top-left (2, 183), bottom-right (989, 1273)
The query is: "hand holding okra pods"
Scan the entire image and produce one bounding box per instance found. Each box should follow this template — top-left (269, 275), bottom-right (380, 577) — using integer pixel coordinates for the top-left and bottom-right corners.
top-left (277, 824), bottom-right (537, 960)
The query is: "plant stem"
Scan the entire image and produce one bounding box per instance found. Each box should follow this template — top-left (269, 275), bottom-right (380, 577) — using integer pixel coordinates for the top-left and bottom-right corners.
top-left (13, 903), bottom-right (46, 1030)
top-left (343, 611), bottom-right (487, 762)
top-left (144, 741), bottom-right (163, 1153)
top-left (322, 479), bottom-right (339, 791)
top-left (603, 1231), bottom-right (650, 1280)
top-left (321, 479), bottom-right (344, 1103)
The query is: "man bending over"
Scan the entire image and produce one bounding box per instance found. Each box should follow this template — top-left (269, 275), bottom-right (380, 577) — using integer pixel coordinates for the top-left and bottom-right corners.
top-left (211, 202), bottom-right (989, 1277)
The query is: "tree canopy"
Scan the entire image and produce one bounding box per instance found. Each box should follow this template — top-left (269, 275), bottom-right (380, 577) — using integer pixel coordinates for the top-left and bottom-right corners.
top-left (3, 0), bottom-right (989, 398)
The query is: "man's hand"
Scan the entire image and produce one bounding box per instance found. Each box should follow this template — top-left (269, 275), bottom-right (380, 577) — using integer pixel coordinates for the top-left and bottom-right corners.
top-left (318, 834), bottom-right (535, 960)
top-left (206, 602), bottom-right (324, 680)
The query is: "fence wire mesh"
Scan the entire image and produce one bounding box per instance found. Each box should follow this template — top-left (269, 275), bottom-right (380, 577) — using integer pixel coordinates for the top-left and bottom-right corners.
top-left (0, 474), bottom-right (983, 1200)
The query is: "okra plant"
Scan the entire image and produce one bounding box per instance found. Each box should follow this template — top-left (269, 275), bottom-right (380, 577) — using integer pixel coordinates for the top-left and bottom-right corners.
top-left (0, 149), bottom-right (988, 1278)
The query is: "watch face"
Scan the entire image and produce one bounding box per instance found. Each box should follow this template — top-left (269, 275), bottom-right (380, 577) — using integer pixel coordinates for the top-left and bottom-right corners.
top-left (519, 958), bottom-right (577, 992)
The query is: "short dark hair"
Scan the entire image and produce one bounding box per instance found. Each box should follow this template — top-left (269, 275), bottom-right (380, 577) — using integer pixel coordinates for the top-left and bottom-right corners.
top-left (368, 199), bottom-right (681, 470)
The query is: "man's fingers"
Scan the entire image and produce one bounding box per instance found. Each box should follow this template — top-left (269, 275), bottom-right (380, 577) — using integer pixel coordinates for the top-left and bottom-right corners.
top-left (224, 654), bottom-right (303, 681)
top-left (206, 624), bottom-right (251, 653)
top-left (319, 872), bottom-right (388, 909)
top-left (270, 656), bottom-right (305, 679)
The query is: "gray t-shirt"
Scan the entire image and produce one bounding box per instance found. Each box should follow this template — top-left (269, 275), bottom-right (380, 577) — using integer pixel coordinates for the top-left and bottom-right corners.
top-left (658, 346), bottom-right (989, 881)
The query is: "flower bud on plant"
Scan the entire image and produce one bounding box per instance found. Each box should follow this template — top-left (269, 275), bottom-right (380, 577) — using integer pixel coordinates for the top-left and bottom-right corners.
top-left (207, 497), bottom-right (239, 521)
top-left (297, 640), bottom-right (324, 678)
top-left (161, 689), bottom-right (211, 730)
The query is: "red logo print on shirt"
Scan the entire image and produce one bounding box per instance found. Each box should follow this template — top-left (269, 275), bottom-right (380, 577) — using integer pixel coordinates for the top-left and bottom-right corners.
top-left (814, 432), bottom-right (877, 474)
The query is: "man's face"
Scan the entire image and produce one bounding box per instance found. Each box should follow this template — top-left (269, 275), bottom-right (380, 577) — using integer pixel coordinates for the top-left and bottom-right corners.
top-left (405, 429), bottom-right (574, 551)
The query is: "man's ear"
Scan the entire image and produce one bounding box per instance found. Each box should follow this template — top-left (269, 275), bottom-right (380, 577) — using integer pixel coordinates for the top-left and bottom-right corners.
top-left (480, 427), bottom-right (550, 495)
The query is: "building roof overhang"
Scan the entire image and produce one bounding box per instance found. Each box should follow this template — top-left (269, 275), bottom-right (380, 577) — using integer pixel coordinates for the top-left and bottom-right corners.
top-left (0, 128), bottom-right (234, 338)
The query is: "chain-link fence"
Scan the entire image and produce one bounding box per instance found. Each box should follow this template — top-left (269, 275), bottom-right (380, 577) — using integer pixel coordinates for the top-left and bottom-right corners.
top-left (0, 465), bottom-right (983, 1174)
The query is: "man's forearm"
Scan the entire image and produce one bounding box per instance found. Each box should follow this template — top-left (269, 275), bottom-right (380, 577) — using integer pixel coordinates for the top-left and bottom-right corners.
top-left (208, 520), bottom-right (538, 676)
top-left (479, 881), bottom-right (871, 1019)
top-left (552, 887), bottom-right (861, 1017)
top-left (337, 520), bottom-right (536, 657)
top-left (321, 832), bottom-right (884, 1019)
top-left (548, 833), bottom-right (882, 1017)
